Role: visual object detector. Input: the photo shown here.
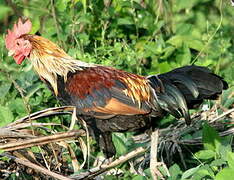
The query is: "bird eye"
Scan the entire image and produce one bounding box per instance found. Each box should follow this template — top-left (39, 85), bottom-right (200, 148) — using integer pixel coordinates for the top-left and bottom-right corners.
top-left (16, 42), bottom-right (20, 46)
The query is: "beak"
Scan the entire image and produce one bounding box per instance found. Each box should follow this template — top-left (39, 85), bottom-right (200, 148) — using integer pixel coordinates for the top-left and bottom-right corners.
top-left (8, 50), bottom-right (15, 56)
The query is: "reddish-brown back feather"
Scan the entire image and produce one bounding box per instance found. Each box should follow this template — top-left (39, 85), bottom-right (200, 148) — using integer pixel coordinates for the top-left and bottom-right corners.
top-left (65, 66), bottom-right (152, 115)
top-left (66, 67), bottom-right (115, 99)
top-left (66, 66), bottom-right (150, 101)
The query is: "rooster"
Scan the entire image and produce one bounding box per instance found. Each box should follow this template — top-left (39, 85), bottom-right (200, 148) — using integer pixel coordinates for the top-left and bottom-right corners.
top-left (5, 18), bottom-right (228, 157)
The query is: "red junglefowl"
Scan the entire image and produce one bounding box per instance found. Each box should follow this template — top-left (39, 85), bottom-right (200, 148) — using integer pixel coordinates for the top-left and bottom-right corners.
top-left (5, 18), bottom-right (228, 157)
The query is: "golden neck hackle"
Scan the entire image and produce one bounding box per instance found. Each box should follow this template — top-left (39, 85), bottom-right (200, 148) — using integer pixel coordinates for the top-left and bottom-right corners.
top-left (26, 35), bottom-right (93, 95)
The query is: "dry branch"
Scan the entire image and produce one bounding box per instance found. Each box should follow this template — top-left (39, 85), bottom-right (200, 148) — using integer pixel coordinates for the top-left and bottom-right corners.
top-left (0, 128), bottom-right (35, 138)
top-left (210, 108), bottom-right (234, 123)
top-left (150, 130), bottom-right (163, 180)
top-left (6, 106), bottom-right (74, 127)
top-left (0, 130), bottom-right (86, 151)
top-left (70, 147), bottom-right (147, 179)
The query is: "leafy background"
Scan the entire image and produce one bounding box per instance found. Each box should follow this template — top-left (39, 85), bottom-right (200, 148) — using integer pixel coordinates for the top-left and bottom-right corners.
top-left (0, 0), bottom-right (234, 179)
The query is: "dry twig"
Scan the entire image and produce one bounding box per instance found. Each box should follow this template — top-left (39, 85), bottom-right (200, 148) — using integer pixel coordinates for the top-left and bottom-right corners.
top-left (0, 130), bottom-right (86, 151)
top-left (70, 147), bottom-right (147, 179)
top-left (210, 108), bottom-right (234, 123)
top-left (7, 106), bottom-right (74, 127)
top-left (150, 130), bottom-right (163, 180)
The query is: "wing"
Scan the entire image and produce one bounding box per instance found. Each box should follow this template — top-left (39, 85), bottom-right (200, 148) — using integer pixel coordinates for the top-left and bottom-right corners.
top-left (64, 66), bottom-right (152, 117)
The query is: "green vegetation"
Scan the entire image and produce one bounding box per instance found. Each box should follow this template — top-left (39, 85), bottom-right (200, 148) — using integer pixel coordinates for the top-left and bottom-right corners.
top-left (0, 0), bottom-right (234, 179)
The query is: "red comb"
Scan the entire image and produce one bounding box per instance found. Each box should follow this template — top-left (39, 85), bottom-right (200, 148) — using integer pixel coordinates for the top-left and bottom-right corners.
top-left (5, 18), bottom-right (32, 50)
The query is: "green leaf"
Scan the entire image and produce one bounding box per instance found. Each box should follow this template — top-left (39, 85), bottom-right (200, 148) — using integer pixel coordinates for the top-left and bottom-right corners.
top-left (157, 62), bottom-right (171, 73)
top-left (215, 168), bottom-right (234, 180)
top-left (181, 165), bottom-right (201, 180)
top-left (168, 164), bottom-right (182, 180)
top-left (223, 97), bottom-right (234, 108)
top-left (0, 106), bottom-right (14, 127)
top-left (210, 159), bottom-right (226, 167)
top-left (194, 150), bottom-right (216, 160)
top-left (0, 82), bottom-right (11, 98)
top-left (8, 98), bottom-right (27, 116)
top-left (112, 133), bottom-right (128, 156)
top-left (167, 35), bottom-right (183, 48)
top-left (175, 23), bottom-right (193, 35)
top-left (173, 0), bottom-right (199, 12)
top-left (167, 35), bottom-right (204, 52)
top-left (132, 175), bottom-right (147, 180)
top-left (227, 152), bottom-right (234, 169)
top-left (200, 165), bottom-right (215, 178)
top-left (31, 17), bottom-right (40, 34)
top-left (175, 44), bottom-right (191, 65)
top-left (117, 17), bottom-right (134, 25)
top-left (77, 13), bottom-right (93, 24)
top-left (219, 143), bottom-right (232, 162)
top-left (202, 123), bottom-right (221, 153)
top-left (161, 46), bottom-right (176, 59)
top-left (194, 167), bottom-right (214, 179)
top-left (0, 5), bottom-right (11, 20)
top-left (186, 39), bottom-right (204, 51)
top-left (0, 154), bottom-right (10, 161)
top-left (56, 0), bottom-right (69, 12)
top-left (77, 33), bottom-right (90, 46)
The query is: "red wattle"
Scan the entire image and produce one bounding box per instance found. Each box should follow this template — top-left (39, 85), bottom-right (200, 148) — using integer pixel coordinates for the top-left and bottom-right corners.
top-left (14, 54), bottom-right (25, 65)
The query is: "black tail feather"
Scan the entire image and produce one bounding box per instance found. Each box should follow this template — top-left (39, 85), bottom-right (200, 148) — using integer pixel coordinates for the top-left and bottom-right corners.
top-left (148, 65), bottom-right (228, 124)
